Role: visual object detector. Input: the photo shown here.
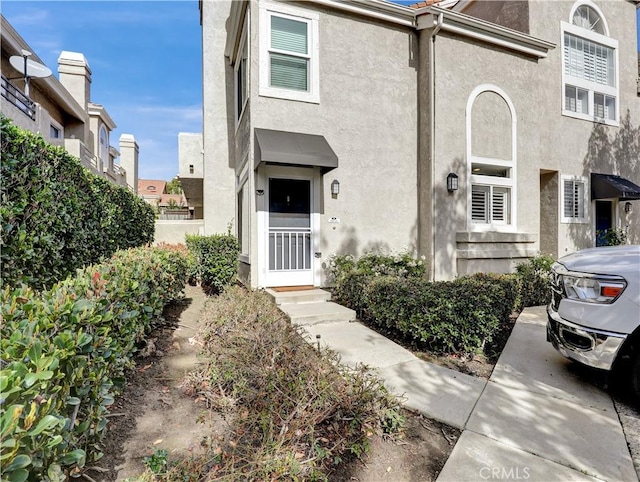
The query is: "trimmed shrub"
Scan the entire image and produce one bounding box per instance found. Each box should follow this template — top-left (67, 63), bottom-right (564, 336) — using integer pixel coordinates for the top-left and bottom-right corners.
top-left (0, 246), bottom-right (187, 481)
top-left (185, 233), bottom-right (239, 293)
top-left (363, 274), bottom-right (517, 354)
top-left (0, 117), bottom-right (155, 290)
top-left (179, 286), bottom-right (401, 479)
top-left (515, 255), bottom-right (554, 309)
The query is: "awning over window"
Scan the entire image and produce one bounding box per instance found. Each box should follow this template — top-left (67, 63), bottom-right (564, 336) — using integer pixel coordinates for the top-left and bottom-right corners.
top-left (591, 173), bottom-right (640, 200)
top-left (254, 128), bottom-right (338, 173)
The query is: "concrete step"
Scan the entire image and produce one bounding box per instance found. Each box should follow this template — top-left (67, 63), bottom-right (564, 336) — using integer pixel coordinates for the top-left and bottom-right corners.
top-left (266, 288), bottom-right (332, 306)
top-left (280, 301), bottom-right (356, 326)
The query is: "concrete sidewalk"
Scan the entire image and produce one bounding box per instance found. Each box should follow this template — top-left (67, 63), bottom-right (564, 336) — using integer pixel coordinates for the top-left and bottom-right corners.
top-left (284, 294), bottom-right (636, 482)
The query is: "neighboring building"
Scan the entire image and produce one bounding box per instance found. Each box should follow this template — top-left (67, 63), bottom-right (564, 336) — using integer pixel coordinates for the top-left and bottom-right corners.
top-left (197, 0), bottom-right (640, 288)
top-left (1, 15), bottom-right (139, 193)
top-left (138, 179), bottom-right (193, 220)
top-left (178, 132), bottom-right (204, 219)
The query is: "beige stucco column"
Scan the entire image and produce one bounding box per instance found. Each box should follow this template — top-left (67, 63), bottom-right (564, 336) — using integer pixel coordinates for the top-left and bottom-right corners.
top-left (119, 134), bottom-right (139, 194)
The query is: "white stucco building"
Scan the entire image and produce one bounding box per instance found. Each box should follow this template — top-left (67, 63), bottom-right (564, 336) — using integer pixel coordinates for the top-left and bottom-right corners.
top-left (1, 15), bottom-right (139, 193)
top-left (191, 0), bottom-right (640, 288)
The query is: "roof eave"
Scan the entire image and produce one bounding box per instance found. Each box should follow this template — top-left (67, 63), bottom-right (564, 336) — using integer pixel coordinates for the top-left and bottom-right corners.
top-left (417, 6), bottom-right (556, 58)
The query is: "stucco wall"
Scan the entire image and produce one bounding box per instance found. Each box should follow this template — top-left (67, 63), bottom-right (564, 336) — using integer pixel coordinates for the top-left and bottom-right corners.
top-left (245, 1), bottom-right (419, 286)
top-left (201, 0), bottom-right (238, 236)
top-left (153, 220), bottom-right (204, 245)
top-left (430, 0), bottom-right (640, 278)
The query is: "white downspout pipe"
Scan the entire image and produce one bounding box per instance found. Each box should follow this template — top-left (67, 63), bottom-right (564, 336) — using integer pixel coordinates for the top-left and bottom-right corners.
top-left (430, 13), bottom-right (443, 280)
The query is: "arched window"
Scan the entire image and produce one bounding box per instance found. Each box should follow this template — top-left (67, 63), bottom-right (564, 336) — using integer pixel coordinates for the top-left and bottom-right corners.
top-left (562, 1), bottom-right (617, 124)
top-left (466, 85), bottom-right (517, 231)
top-left (572, 4), bottom-right (606, 35)
top-left (99, 125), bottom-right (109, 163)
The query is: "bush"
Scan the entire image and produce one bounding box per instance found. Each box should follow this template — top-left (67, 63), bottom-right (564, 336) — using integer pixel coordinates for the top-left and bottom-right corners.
top-left (328, 251), bottom-right (427, 285)
top-left (0, 117), bottom-right (155, 290)
top-left (0, 246), bottom-right (187, 481)
top-left (185, 234), bottom-right (239, 293)
top-left (515, 255), bottom-right (554, 309)
top-left (179, 286), bottom-right (401, 479)
top-left (361, 274), bottom-right (517, 354)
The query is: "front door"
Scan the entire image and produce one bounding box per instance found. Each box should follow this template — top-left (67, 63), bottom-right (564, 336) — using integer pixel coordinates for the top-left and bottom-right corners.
top-left (265, 177), bottom-right (313, 287)
top-left (595, 200), bottom-right (613, 246)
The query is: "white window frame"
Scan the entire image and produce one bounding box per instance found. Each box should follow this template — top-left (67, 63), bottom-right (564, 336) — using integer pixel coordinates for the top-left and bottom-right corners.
top-left (49, 119), bottom-right (64, 145)
top-left (259, 2), bottom-right (319, 104)
top-left (561, 1), bottom-right (618, 126)
top-left (560, 175), bottom-right (588, 224)
top-left (466, 85), bottom-right (517, 232)
top-left (234, 12), bottom-right (249, 126)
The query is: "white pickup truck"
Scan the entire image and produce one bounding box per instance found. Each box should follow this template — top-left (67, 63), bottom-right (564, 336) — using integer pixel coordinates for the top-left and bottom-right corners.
top-left (547, 245), bottom-right (640, 399)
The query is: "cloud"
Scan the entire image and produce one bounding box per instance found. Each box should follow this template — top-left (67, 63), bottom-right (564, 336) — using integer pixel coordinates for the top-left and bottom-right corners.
top-left (4, 8), bottom-right (49, 27)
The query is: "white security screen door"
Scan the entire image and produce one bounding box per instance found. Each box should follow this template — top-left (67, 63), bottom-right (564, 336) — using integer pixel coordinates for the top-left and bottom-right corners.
top-left (265, 177), bottom-right (313, 286)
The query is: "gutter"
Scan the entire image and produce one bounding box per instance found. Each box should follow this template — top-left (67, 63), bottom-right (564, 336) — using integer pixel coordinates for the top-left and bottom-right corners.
top-left (417, 6), bottom-right (555, 58)
top-left (311, 0), bottom-right (415, 27)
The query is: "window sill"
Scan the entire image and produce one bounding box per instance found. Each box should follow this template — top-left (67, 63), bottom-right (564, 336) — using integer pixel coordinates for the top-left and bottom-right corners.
top-left (239, 254), bottom-right (250, 264)
top-left (560, 218), bottom-right (588, 224)
top-left (562, 110), bottom-right (619, 127)
top-left (259, 87), bottom-right (319, 105)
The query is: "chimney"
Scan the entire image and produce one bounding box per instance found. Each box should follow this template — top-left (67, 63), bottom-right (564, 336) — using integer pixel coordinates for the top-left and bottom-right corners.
top-left (119, 134), bottom-right (139, 194)
top-left (58, 51), bottom-right (91, 112)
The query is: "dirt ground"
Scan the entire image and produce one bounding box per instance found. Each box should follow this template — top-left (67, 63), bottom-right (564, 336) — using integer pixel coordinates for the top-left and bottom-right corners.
top-left (91, 286), bottom-right (458, 481)
top-left (91, 290), bottom-right (638, 481)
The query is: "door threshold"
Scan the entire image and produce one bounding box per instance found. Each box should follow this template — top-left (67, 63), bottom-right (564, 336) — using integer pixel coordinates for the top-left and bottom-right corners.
top-left (270, 285), bottom-right (316, 292)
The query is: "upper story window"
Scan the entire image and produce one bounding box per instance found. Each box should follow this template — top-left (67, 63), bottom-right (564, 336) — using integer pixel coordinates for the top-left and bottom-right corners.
top-left (235, 13), bottom-right (249, 123)
top-left (562, 1), bottom-right (618, 125)
top-left (259, 3), bottom-right (319, 104)
top-left (99, 125), bottom-right (109, 161)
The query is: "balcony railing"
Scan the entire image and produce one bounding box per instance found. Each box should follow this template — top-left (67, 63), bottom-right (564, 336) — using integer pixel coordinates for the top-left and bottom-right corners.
top-left (1, 75), bottom-right (35, 120)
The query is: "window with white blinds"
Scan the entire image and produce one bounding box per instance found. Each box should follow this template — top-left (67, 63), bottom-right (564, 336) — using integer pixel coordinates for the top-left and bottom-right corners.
top-left (471, 185), bottom-right (511, 224)
top-left (561, 5), bottom-right (617, 124)
top-left (562, 178), bottom-right (586, 222)
top-left (270, 16), bottom-right (309, 91)
top-left (260, 6), bottom-right (319, 103)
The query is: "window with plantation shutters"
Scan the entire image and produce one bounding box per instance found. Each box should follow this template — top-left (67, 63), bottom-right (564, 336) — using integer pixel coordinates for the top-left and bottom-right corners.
top-left (561, 177), bottom-right (587, 223)
top-left (561, 3), bottom-right (618, 124)
top-left (471, 185), bottom-right (511, 225)
top-left (260, 5), bottom-right (319, 103)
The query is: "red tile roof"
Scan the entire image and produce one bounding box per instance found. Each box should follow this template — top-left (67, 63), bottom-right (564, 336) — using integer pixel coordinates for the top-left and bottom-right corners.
top-left (409, 0), bottom-right (445, 9)
top-left (138, 179), bottom-right (167, 195)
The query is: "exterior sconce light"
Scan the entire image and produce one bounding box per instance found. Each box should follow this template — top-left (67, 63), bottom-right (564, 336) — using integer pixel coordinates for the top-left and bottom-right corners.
top-left (447, 173), bottom-right (459, 192)
top-left (256, 189), bottom-right (264, 196)
top-left (331, 179), bottom-right (340, 196)
top-left (625, 202), bottom-right (632, 214)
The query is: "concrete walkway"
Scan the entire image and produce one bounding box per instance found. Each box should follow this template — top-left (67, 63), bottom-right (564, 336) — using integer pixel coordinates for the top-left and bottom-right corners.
top-left (271, 290), bottom-right (637, 482)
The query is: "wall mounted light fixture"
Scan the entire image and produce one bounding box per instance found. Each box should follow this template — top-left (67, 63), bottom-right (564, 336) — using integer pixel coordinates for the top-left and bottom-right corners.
top-left (331, 179), bottom-right (340, 196)
top-left (625, 202), bottom-right (632, 214)
top-left (447, 173), bottom-right (459, 192)
top-left (256, 189), bottom-right (264, 196)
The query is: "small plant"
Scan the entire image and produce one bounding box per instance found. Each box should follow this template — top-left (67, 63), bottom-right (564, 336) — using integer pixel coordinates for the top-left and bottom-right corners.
top-left (596, 228), bottom-right (627, 246)
top-left (515, 255), bottom-right (555, 309)
top-left (185, 234), bottom-right (239, 294)
top-left (142, 449), bottom-right (169, 475)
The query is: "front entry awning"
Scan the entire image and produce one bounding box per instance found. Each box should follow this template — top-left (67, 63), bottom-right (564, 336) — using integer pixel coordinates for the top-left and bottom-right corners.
top-left (591, 173), bottom-right (640, 200)
top-left (254, 128), bottom-right (338, 173)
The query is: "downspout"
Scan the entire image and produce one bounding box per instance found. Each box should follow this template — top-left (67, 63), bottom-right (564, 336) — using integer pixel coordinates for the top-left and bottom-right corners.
top-left (429, 13), bottom-right (443, 280)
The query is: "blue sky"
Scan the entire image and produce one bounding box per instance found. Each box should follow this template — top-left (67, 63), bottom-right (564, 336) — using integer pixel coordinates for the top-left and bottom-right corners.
top-left (3, 2), bottom-right (639, 182)
top-left (2, 1), bottom-right (202, 182)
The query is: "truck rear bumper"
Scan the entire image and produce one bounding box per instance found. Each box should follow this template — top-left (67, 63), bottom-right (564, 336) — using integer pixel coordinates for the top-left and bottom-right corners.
top-left (547, 306), bottom-right (626, 371)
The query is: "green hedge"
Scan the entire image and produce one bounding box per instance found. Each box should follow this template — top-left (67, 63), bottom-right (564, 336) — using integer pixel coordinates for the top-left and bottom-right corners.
top-left (0, 117), bottom-right (155, 290)
top-left (186, 234), bottom-right (239, 293)
top-left (515, 255), bottom-right (554, 309)
top-left (0, 247), bottom-right (187, 481)
top-left (336, 272), bottom-right (517, 354)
